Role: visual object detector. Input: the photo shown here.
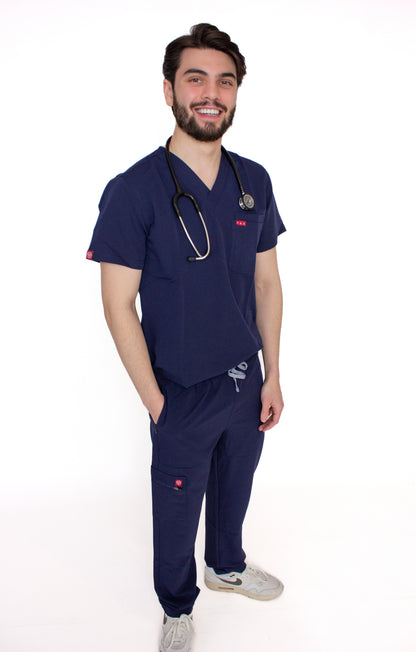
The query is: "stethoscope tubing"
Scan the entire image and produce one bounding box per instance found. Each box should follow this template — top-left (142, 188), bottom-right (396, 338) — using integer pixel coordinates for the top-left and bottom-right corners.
top-left (173, 190), bottom-right (210, 261)
top-left (165, 137), bottom-right (254, 261)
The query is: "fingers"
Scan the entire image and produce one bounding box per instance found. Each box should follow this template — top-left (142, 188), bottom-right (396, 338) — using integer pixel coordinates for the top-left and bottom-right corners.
top-left (260, 403), bottom-right (271, 424)
top-left (258, 402), bottom-right (283, 431)
top-left (258, 412), bottom-right (277, 431)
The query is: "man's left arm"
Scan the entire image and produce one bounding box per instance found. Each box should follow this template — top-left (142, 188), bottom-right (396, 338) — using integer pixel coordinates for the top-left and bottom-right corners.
top-left (255, 247), bottom-right (284, 432)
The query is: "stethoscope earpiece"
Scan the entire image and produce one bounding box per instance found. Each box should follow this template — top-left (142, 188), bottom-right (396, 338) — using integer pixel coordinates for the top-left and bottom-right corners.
top-left (165, 137), bottom-right (255, 262)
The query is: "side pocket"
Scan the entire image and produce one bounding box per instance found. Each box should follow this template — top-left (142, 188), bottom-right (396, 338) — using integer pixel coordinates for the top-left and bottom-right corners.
top-left (150, 387), bottom-right (168, 427)
top-left (151, 467), bottom-right (187, 517)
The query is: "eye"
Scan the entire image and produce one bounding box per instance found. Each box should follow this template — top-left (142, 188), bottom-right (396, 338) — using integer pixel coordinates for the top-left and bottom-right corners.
top-left (188, 77), bottom-right (202, 84)
top-left (219, 79), bottom-right (234, 87)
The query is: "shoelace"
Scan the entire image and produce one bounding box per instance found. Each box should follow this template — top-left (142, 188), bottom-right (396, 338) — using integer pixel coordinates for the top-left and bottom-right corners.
top-left (165, 614), bottom-right (193, 650)
top-left (227, 361), bottom-right (248, 392)
top-left (244, 565), bottom-right (269, 581)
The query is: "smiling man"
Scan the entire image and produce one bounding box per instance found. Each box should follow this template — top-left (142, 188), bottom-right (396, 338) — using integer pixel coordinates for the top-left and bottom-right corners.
top-left (169, 48), bottom-right (237, 143)
top-left (87, 24), bottom-right (286, 652)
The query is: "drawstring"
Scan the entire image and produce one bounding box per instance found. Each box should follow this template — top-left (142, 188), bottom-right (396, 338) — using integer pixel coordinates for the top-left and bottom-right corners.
top-left (227, 361), bottom-right (248, 392)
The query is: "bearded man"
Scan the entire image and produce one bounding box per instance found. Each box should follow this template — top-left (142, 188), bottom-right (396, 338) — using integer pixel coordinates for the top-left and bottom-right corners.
top-left (87, 23), bottom-right (286, 652)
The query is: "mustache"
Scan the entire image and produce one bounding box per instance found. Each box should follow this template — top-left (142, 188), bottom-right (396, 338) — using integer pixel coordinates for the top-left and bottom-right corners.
top-left (190, 99), bottom-right (228, 112)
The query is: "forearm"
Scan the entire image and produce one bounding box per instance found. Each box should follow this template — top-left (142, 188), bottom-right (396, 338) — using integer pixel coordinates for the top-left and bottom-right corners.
top-left (255, 273), bottom-right (283, 381)
top-left (103, 303), bottom-right (162, 416)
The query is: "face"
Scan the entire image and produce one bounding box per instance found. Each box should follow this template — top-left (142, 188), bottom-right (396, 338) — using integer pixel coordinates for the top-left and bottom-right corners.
top-left (164, 47), bottom-right (238, 142)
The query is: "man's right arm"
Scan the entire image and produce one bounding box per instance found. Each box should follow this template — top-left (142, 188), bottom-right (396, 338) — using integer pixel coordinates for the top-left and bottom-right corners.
top-left (100, 262), bottom-right (164, 424)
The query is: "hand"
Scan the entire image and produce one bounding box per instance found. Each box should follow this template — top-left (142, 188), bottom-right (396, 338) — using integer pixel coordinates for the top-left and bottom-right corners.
top-left (258, 378), bottom-right (284, 431)
top-left (149, 392), bottom-right (165, 425)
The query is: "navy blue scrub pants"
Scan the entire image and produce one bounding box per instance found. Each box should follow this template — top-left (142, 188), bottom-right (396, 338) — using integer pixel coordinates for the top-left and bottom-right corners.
top-left (150, 353), bottom-right (265, 618)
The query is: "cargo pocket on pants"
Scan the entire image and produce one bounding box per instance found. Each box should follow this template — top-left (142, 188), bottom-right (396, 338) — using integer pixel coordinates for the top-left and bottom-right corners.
top-left (151, 467), bottom-right (187, 518)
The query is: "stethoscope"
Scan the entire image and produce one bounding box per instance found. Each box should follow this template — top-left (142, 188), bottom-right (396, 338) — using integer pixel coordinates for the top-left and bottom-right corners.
top-left (165, 136), bottom-right (255, 262)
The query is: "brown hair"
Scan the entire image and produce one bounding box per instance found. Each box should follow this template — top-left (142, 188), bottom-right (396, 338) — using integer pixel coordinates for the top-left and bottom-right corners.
top-left (163, 23), bottom-right (246, 88)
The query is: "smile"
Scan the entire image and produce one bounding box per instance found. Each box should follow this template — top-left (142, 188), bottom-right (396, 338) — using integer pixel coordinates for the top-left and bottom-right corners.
top-left (195, 108), bottom-right (221, 116)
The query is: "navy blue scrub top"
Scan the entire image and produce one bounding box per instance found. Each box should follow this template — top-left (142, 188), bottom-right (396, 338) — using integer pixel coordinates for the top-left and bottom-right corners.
top-left (87, 146), bottom-right (286, 387)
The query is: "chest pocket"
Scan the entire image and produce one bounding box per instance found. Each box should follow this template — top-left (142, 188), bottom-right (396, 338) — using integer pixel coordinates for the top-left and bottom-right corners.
top-left (229, 212), bottom-right (265, 276)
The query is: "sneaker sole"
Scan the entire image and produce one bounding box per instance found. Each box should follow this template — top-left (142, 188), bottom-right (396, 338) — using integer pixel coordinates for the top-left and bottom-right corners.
top-left (204, 577), bottom-right (284, 601)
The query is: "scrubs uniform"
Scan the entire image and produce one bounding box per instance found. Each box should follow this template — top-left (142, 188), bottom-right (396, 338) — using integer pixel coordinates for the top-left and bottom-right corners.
top-left (87, 145), bottom-right (285, 616)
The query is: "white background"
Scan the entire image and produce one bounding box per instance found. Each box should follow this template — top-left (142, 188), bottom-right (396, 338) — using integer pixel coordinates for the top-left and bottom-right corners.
top-left (1, 1), bottom-right (416, 650)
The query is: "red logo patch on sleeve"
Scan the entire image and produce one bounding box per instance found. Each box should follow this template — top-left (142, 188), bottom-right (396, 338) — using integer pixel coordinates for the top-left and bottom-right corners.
top-left (236, 220), bottom-right (246, 227)
top-left (175, 479), bottom-right (183, 488)
top-left (86, 250), bottom-right (94, 260)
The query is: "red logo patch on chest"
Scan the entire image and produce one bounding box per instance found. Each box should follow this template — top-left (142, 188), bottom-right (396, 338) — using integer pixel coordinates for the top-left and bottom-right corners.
top-left (236, 220), bottom-right (246, 227)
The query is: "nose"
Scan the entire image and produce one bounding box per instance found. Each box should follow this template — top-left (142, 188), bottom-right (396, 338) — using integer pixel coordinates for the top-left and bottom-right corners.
top-left (202, 79), bottom-right (219, 102)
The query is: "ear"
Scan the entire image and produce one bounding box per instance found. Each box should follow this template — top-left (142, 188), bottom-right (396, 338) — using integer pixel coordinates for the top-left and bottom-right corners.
top-left (163, 79), bottom-right (174, 107)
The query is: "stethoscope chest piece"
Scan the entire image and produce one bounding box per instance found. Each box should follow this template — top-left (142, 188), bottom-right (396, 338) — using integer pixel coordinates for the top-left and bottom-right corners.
top-left (239, 193), bottom-right (255, 210)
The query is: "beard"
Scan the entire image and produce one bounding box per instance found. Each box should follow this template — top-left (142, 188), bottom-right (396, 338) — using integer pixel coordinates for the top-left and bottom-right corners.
top-left (172, 94), bottom-right (236, 142)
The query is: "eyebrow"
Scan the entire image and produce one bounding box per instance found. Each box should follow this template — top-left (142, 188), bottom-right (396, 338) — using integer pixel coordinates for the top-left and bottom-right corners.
top-left (182, 68), bottom-right (237, 80)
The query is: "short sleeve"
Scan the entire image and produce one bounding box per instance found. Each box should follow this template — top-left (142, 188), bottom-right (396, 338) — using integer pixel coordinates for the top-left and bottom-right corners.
top-left (86, 175), bottom-right (148, 269)
top-left (257, 172), bottom-right (286, 253)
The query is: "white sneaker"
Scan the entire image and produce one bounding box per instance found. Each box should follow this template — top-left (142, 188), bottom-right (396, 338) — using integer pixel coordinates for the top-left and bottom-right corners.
top-left (205, 564), bottom-right (284, 601)
top-left (159, 613), bottom-right (194, 652)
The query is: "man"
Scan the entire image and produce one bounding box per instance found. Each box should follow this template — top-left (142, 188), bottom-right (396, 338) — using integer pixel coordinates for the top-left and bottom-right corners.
top-left (87, 23), bottom-right (286, 652)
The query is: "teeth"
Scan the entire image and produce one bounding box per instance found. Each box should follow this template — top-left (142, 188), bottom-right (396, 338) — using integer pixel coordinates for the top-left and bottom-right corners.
top-left (196, 108), bottom-right (220, 115)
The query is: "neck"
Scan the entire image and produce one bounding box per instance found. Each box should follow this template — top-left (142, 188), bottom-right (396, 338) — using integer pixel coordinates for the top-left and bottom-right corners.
top-left (168, 127), bottom-right (223, 190)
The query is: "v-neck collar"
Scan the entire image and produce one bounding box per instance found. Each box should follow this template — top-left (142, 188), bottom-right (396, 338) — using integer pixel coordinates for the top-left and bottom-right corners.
top-left (160, 146), bottom-right (230, 201)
